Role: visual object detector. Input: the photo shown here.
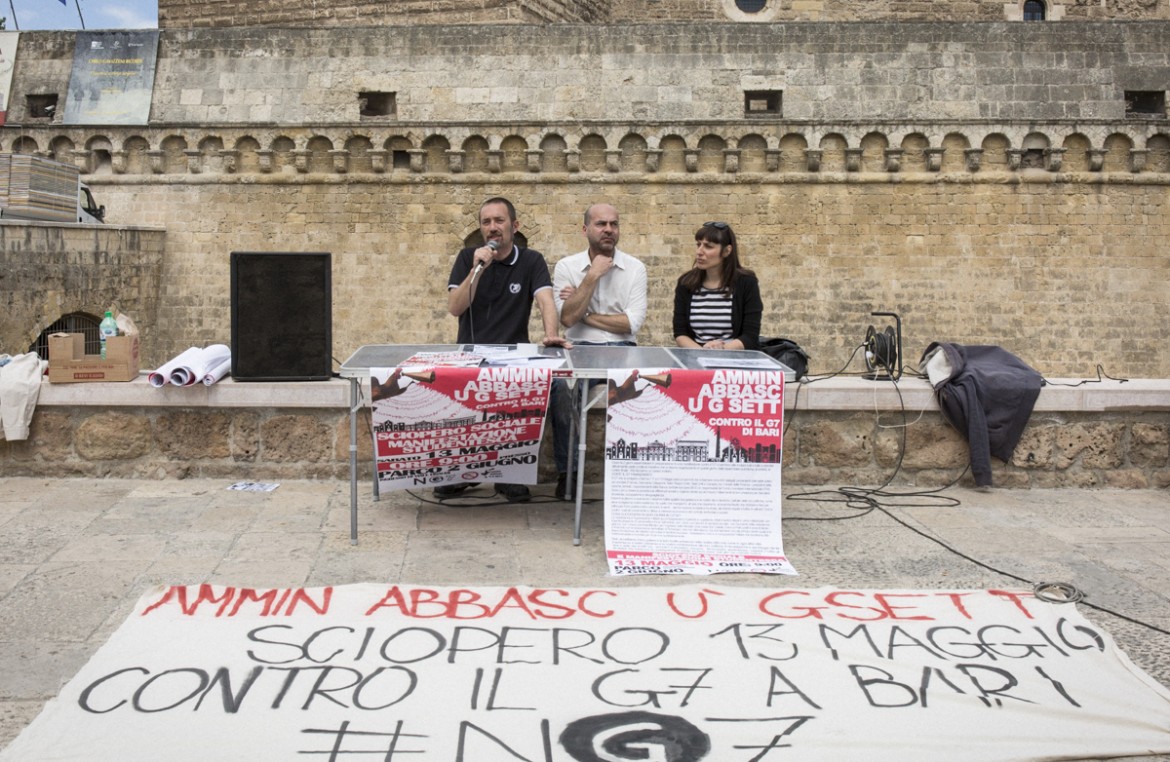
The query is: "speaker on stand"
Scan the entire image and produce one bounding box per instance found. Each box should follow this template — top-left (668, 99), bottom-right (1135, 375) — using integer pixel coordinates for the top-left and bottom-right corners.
top-left (230, 252), bottom-right (333, 381)
top-left (863, 311), bottom-right (902, 381)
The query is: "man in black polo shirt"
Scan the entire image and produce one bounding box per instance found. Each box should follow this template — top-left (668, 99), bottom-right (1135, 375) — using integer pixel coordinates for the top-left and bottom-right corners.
top-left (442, 197), bottom-right (570, 502)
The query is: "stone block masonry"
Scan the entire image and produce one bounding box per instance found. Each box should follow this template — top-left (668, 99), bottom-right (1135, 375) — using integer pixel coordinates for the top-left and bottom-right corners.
top-left (61, 177), bottom-right (1170, 381)
top-left (2, 378), bottom-right (1167, 488)
top-left (155, 0), bottom-right (1169, 29)
top-left (2, 22), bottom-right (1168, 380)
top-left (0, 223), bottom-right (166, 357)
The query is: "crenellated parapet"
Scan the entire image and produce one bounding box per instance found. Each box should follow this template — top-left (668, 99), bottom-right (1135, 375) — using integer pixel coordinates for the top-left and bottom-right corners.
top-left (6, 123), bottom-right (1169, 178)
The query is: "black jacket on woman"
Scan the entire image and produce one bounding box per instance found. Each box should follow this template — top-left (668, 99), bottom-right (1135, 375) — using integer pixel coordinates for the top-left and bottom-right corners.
top-left (672, 272), bottom-right (763, 351)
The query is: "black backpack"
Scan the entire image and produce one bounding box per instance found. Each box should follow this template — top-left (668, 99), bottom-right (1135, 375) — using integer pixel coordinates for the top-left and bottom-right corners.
top-left (759, 337), bottom-right (809, 380)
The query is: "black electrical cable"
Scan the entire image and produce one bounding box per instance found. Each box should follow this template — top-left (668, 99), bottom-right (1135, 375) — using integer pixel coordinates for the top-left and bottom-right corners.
top-left (467, 263), bottom-right (482, 344)
top-left (869, 497), bottom-right (1170, 637)
top-left (802, 343), bottom-right (872, 382)
top-left (783, 347), bottom-right (1170, 638)
top-left (408, 488), bottom-right (600, 507)
top-left (786, 367), bottom-right (963, 520)
top-left (1042, 365), bottom-right (1129, 387)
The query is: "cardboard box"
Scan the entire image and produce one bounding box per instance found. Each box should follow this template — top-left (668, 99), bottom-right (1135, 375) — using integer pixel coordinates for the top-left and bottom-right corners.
top-left (47, 332), bottom-right (140, 383)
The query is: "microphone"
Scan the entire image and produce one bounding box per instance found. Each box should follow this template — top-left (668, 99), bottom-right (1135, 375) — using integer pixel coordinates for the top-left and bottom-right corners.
top-left (472, 240), bottom-right (498, 279)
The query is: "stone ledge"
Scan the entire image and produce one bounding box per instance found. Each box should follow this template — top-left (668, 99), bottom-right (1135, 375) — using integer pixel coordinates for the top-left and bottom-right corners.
top-left (11, 376), bottom-right (1168, 488)
top-left (788, 377), bottom-right (1170, 413)
top-left (34, 375), bottom-right (1170, 413)
top-left (37, 375), bottom-right (352, 409)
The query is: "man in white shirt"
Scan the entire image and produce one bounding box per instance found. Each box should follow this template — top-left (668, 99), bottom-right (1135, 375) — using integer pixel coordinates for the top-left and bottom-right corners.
top-left (550, 203), bottom-right (648, 499)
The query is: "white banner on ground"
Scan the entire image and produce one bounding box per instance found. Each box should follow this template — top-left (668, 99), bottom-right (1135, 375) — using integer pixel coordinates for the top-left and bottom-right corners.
top-left (370, 365), bottom-right (551, 490)
top-left (4, 584), bottom-right (1170, 761)
top-left (604, 367), bottom-right (792, 575)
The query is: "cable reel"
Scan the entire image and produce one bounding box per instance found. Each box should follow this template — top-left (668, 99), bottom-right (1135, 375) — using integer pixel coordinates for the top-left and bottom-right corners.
top-left (863, 311), bottom-right (903, 381)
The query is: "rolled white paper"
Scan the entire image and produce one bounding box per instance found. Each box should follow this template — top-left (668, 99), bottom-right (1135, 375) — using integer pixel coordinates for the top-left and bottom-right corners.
top-left (169, 344), bottom-right (230, 387)
top-left (202, 356), bottom-right (232, 386)
top-left (148, 347), bottom-right (205, 388)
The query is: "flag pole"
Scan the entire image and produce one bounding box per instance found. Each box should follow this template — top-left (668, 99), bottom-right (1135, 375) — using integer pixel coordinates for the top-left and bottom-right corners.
top-left (73, 0), bottom-right (85, 28)
top-left (7, 0), bottom-right (18, 30)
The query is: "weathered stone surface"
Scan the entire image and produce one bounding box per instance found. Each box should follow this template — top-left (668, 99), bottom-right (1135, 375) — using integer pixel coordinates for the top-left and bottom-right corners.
top-left (897, 422), bottom-right (967, 470)
top-left (332, 413), bottom-right (373, 466)
top-left (782, 426), bottom-right (797, 467)
top-left (1104, 469), bottom-right (1149, 489)
top-left (8, 411), bottom-right (72, 462)
top-left (157, 4), bottom-right (1169, 31)
top-left (0, 226), bottom-right (164, 360)
top-left (1054, 423), bottom-right (1125, 470)
top-left (3, 399), bottom-right (1167, 487)
top-left (1028, 471), bottom-right (1061, 489)
top-left (155, 411), bottom-right (232, 459)
top-left (993, 469), bottom-right (1032, 488)
top-left (1012, 424), bottom-right (1056, 469)
top-left (782, 465), bottom-right (833, 485)
top-left (75, 413), bottom-right (152, 460)
top-left (231, 413), bottom-right (260, 462)
top-left (260, 414), bottom-right (333, 462)
top-left (1130, 423), bottom-right (1169, 468)
top-left (873, 427), bottom-right (901, 469)
top-left (803, 419), bottom-right (873, 468)
top-left (1060, 470), bottom-right (1104, 488)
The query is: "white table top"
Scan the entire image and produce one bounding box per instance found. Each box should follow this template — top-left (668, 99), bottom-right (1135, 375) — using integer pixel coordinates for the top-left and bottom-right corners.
top-left (339, 344), bottom-right (796, 381)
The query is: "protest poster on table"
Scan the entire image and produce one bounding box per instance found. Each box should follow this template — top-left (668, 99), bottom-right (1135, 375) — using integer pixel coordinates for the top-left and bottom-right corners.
top-left (369, 365), bottom-right (551, 491)
top-left (604, 367), bottom-right (793, 576)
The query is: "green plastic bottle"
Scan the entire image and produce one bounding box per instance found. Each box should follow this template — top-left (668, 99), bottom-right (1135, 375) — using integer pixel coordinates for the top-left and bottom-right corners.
top-left (99, 311), bottom-right (118, 359)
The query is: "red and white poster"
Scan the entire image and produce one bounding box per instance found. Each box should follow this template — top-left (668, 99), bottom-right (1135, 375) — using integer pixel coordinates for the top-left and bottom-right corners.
top-left (370, 365), bottom-right (551, 491)
top-left (604, 368), bottom-right (794, 576)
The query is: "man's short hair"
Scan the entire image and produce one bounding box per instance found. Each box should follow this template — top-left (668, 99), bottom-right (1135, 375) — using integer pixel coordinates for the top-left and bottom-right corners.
top-left (481, 197), bottom-right (516, 222)
top-left (584, 202), bottom-right (617, 226)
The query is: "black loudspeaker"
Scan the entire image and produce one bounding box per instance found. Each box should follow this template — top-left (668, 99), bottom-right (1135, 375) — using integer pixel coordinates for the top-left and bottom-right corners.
top-left (230, 252), bottom-right (332, 381)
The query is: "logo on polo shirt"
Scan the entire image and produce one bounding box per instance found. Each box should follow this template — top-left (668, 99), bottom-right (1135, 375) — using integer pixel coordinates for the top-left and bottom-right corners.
top-left (509, 283), bottom-right (521, 294)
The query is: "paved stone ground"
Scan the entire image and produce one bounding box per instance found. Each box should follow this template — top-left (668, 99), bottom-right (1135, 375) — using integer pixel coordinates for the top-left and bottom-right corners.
top-left (0, 477), bottom-right (1168, 759)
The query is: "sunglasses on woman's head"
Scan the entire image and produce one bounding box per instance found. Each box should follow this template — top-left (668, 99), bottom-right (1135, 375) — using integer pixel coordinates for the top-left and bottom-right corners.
top-left (703, 221), bottom-right (729, 230)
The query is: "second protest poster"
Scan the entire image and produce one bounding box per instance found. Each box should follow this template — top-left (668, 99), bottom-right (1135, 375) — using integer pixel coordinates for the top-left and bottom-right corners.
top-left (604, 367), bottom-right (795, 576)
top-left (369, 365), bottom-right (551, 491)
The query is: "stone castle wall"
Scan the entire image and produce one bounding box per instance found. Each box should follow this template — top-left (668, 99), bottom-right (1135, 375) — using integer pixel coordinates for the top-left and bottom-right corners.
top-left (0, 223), bottom-right (166, 357)
top-left (2, 23), bottom-right (1169, 378)
top-left (159, 0), bottom-right (613, 29)
top-left (155, 0), bottom-right (1170, 28)
top-left (5, 166), bottom-right (1156, 380)
top-left (10, 24), bottom-right (1170, 126)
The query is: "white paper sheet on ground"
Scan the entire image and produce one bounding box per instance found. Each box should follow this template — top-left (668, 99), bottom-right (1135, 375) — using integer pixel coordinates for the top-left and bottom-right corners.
top-left (169, 344), bottom-right (230, 386)
top-left (147, 347), bottom-right (205, 387)
top-left (3, 584), bottom-right (1169, 762)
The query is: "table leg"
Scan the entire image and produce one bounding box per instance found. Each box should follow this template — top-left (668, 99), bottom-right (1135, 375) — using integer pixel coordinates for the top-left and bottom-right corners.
top-left (348, 377), bottom-right (360, 545)
top-left (573, 378), bottom-right (590, 546)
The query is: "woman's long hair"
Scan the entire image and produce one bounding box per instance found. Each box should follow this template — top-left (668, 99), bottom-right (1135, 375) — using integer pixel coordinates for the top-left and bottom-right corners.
top-left (678, 222), bottom-right (754, 294)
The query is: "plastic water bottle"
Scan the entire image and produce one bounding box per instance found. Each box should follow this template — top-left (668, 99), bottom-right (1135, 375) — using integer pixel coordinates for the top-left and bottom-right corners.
top-left (99, 310), bottom-right (118, 359)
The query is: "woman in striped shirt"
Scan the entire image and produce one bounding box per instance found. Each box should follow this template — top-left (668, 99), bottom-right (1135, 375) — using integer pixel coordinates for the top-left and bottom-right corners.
top-left (672, 221), bottom-right (763, 351)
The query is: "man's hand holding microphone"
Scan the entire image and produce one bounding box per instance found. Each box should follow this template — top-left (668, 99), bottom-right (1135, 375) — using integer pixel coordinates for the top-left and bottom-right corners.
top-left (471, 240), bottom-right (499, 280)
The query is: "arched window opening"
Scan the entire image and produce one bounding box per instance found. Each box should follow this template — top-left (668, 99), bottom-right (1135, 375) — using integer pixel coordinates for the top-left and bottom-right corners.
top-left (1023, 0), bottom-right (1046, 21)
top-left (30, 312), bottom-right (101, 360)
top-left (735, 0), bottom-right (767, 12)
